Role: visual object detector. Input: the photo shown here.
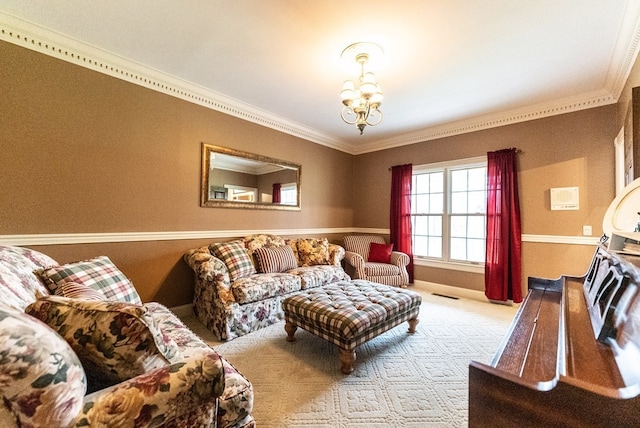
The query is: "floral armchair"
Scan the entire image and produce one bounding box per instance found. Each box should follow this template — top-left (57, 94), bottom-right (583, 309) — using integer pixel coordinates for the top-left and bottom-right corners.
top-left (343, 235), bottom-right (410, 287)
top-left (0, 245), bottom-right (254, 428)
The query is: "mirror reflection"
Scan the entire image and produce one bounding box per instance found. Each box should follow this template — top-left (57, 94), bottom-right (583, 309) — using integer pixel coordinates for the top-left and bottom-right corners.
top-left (201, 143), bottom-right (301, 210)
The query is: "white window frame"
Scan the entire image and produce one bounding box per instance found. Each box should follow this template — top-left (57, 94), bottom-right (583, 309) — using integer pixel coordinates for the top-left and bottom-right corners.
top-left (411, 156), bottom-right (487, 273)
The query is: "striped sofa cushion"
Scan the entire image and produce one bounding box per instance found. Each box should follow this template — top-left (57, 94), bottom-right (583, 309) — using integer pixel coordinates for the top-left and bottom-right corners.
top-left (254, 246), bottom-right (298, 273)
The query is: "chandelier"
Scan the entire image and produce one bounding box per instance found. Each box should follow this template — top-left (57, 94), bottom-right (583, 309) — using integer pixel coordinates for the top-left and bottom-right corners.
top-left (339, 42), bottom-right (384, 135)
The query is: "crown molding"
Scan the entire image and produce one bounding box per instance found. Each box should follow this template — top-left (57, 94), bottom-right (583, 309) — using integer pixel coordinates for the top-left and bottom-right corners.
top-left (2, 9), bottom-right (639, 157)
top-left (605, 0), bottom-right (640, 98)
top-left (352, 89), bottom-right (617, 154)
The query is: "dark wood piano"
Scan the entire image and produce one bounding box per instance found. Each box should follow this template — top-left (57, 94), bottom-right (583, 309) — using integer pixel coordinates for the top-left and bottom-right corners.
top-left (469, 239), bottom-right (640, 427)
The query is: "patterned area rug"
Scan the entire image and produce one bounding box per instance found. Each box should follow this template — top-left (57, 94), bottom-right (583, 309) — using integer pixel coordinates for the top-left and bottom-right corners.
top-left (183, 290), bottom-right (517, 427)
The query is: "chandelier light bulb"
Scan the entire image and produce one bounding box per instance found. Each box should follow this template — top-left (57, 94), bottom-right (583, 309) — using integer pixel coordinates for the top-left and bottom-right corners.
top-left (339, 42), bottom-right (384, 135)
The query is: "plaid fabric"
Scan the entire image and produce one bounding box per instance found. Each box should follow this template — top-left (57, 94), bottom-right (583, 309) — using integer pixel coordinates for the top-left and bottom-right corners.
top-left (254, 246), bottom-right (298, 273)
top-left (282, 280), bottom-right (421, 350)
top-left (210, 240), bottom-right (256, 281)
top-left (38, 256), bottom-right (142, 304)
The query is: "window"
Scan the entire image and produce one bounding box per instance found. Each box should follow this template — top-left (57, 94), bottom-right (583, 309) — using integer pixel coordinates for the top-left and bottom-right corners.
top-left (411, 157), bottom-right (487, 266)
top-left (280, 182), bottom-right (297, 205)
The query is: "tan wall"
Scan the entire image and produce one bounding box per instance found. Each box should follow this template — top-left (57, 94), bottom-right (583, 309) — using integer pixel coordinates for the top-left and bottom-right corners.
top-left (353, 106), bottom-right (617, 295)
top-left (0, 41), bottom-right (354, 306)
top-left (0, 37), bottom-right (628, 306)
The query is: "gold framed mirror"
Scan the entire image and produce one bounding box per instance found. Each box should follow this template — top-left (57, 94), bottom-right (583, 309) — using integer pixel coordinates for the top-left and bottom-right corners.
top-left (201, 143), bottom-right (301, 210)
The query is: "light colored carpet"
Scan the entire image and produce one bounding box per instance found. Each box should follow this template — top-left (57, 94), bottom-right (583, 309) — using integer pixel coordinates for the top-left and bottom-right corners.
top-left (182, 289), bottom-right (518, 427)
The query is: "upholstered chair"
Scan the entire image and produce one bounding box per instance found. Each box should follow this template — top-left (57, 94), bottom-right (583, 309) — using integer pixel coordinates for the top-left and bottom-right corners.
top-left (342, 235), bottom-right (410, 287)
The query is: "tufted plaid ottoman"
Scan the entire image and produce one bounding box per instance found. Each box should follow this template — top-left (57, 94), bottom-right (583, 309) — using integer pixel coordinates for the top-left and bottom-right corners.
top-left (282, 279), bottom-right (421, 374)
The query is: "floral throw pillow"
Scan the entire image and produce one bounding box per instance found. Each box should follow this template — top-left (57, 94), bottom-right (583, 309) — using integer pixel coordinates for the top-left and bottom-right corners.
top-left (254, 246), bottom-right (298, 273)
top-left (26, 295), bottom-right (182, 391)
top-left (296, 238), bottom-right (331, 266)
top-left (0, 301), bottom-right (86, 427)
top-left (37, 255), bottom-right (142, 304)
top-left (0, 245), bottom-right (57, 310)
top-left (209, 240), bottom-right (256, 282)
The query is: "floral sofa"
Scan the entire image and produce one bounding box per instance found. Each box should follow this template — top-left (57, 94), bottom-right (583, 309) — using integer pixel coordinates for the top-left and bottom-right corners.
top-left (0, 245), bottom-right (254, 428)
top-left (184, 234), bottom-right (350, 341)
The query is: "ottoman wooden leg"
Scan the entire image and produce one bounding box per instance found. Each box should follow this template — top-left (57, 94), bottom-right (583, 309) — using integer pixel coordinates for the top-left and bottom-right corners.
top-left (407, 317), bottom-right (419, 334)
top-left (340, 348), bottom-right (356, 374)
top-left (285, 321), bottom-right (297, 342)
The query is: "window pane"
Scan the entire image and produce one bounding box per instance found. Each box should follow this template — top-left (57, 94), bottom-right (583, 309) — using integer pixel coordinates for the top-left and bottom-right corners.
top-left (415, 174), bottom-right (429, 192)
top-left (414, 216), bottom-right (428, 235)
top-left (414, 236), bottom-right (429, 256)
top-left (451, 169), bottom-right (467, 191)
top-left (467, 238), bottom-right (485, 262)
top-left (451, 192), bottom-right (467, 213)
top-left (468, 168), bottom-right (486, 191)
top-left (468, 190), bottom-right (485, 213)
top-left (415, 194), bottom-right (429, 213)
top-left (428, 237), bottom-right (442, 258)
top-left (450, 216), bottom-right (467, 238)
top-left (430, 172), bottom-right (444, 192)
top-left (429, 193), bottom-right (443, 213)
top-left (468, 216), bottom-right (485, 239)
top-left (429, 216), bottom-right (442, 236)
top-left (450, 237), bottom-right (466, 260)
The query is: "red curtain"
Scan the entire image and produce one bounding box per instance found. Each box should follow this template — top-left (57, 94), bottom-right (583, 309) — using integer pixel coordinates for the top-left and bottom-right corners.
top-left (390, 164), bottom-right (414, 282)
top-left (272, 183), bottom-right (281, 203)
top-left (485, 148), bottom-right (522, 303)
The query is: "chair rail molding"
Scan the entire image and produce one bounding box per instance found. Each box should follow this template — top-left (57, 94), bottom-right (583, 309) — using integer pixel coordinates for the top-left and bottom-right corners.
top-left (0, 231), bottom-right (602, 246)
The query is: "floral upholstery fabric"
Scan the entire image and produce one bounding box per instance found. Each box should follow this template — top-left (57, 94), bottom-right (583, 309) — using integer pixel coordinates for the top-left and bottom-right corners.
top-left (231, 273), bottom-right (302, 304)
top-left (244, 234), bottom-right (286, 258)
top-left (71, 350), bottom-right (225, 428)
top-left (0, 245), bottom-right (56, 310)
top-left (0, 301), bottom-right (87, 427)
top-left (26, 295), bottom-right (182, 391)
top-left (184, 235), bottom-right (349, 341)
top-left (37, 255), bottom-right (143, 304)
top-left (289, 265), bottom-right (351, 289)
top-left (296, 238), bottom-right (331, 266)
top-left (0, 245), bottom-right (255, 428)
top-left (143, 303), bottom-right (255, 428)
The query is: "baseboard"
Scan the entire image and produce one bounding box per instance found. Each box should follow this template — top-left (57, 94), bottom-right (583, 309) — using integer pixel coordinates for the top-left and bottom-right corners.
top-left (169, 303), bottom-right (194, 318)
top-left (412, 280), bottom-right (489, 303)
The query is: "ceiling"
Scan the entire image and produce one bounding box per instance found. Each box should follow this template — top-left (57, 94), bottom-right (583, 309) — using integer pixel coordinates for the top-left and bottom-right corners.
top-left (1, 1), bottom-right (640, 154)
